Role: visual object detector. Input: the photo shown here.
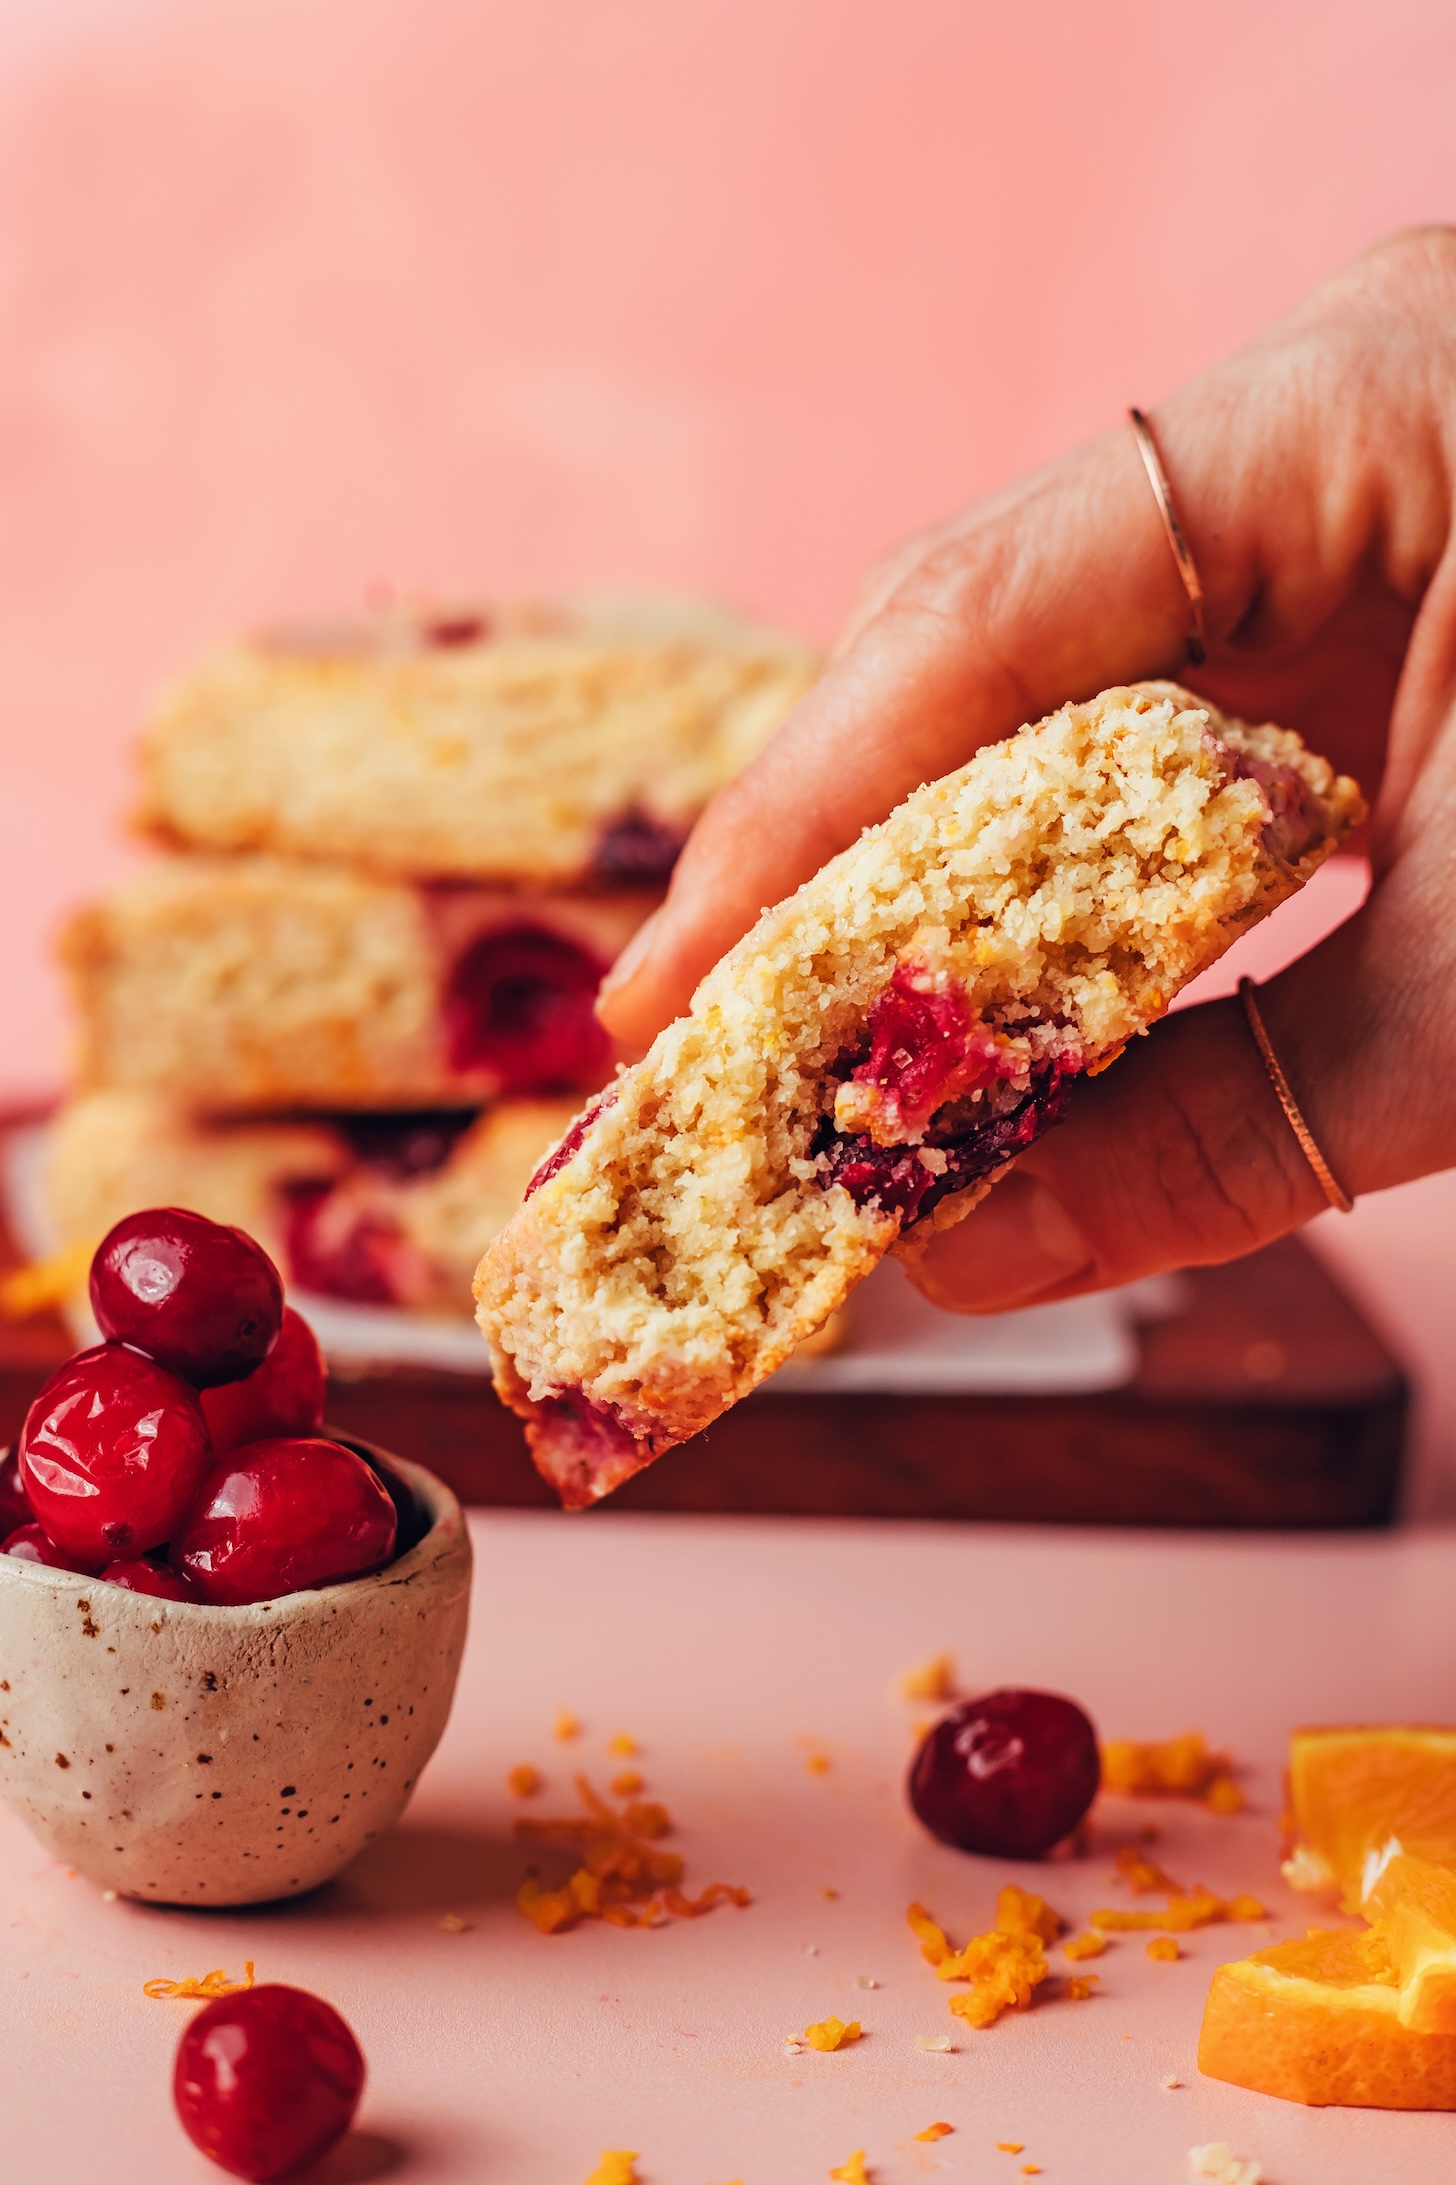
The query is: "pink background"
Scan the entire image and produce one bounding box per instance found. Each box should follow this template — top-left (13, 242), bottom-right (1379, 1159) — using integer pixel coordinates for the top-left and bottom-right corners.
top-left (0, 0), bottom-right (1454, 1494)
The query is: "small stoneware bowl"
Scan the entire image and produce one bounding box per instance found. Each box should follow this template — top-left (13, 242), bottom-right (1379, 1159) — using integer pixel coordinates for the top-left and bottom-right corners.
top-left (0, 1444), bottom-right (471, 1905)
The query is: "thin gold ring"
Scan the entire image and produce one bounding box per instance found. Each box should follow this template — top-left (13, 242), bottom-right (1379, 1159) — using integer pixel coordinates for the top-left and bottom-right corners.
top-left (1239, 977), bottom-right (1353, 1214)
top-left (1129, 407), bottom-right (1206, 666)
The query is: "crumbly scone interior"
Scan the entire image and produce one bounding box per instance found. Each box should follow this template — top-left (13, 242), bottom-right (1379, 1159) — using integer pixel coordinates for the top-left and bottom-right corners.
top-left (478, 683), bottom-right (1362, 1449)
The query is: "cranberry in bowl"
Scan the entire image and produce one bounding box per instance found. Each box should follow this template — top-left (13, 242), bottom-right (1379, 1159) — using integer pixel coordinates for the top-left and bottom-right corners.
top-left (0, 1211), bottom-right (471, 1906)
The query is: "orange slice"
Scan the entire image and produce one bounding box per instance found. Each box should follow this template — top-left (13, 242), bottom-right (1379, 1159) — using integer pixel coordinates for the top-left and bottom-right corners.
top-left (1366, 1854), bottom-right (1456, 2035)
top-left (1284, 1726), bottom-right (1456, 1909)
top-left (1199, 1927), bottom-right (1456, 2108)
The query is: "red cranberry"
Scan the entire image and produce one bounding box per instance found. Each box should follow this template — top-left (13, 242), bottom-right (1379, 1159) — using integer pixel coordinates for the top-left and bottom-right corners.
top-left (0, 1444), bottom-right (31, 1535)
top-left (100, 1556), bottom-right (198, 1602)
top-left (444, 924), bottom-right (611, 1090)
top-left (907, 1687), bottom-right (1101, 1859)
top-left (90, 1207), bottom-right (284, 1387)
top-left (283, 1186), bottom-right (410, 1306)
top-left (524, 1087), bottom-right (617, 1198)
top-left (172, 1437), bottom-right (397, 1606)
top-left (1, 1520), bottom-right (94, 1573)
top-left (201, 1308), bottom-right (326, 1452)
top-left (591, 809), bottom-right (685, 882)
top-left (20, 1344), bottom-right (212, 1563)
top-left (173, 1983), bottom-right (365, 2181)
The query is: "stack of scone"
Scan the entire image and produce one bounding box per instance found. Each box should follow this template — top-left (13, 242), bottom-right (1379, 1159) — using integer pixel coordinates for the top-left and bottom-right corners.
top-left (43, 595), bottom-right (816, 1321)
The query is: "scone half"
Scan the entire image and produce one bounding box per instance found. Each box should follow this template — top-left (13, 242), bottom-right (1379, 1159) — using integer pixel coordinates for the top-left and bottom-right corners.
top-left (474, 683), bottom-right (1363, 1509)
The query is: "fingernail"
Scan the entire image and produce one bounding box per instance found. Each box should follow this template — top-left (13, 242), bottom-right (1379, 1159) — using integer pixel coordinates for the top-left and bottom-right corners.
top-left (597, 906), bottom-right (664, 1006)
top-left (911, 1171), bottom-right (1094, 1314)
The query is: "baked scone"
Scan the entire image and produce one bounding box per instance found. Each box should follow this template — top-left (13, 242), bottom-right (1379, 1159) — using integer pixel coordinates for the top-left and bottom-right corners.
top-left (474, 683), bottom-right (1364, 1508)
top-left (60, 856), bottom-right (655, 1112)
top-left (136, 595), bottom-right (819, 886)
top-left (44, 1088), bottom-right (577, 1318)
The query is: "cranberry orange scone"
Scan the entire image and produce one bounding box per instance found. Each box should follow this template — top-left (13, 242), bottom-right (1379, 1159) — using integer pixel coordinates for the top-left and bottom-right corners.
top-left (136, 595), bottom-right (818, 888)
top-left (61, 855), bottom-right (655, 1111)
top-left (475, 684), bottom-right (1363, 1508)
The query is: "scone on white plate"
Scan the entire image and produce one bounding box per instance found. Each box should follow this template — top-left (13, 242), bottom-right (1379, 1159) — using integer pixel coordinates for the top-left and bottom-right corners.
top-left (474, 683), bottom-right (1363, 1509)
top-left (44, 1088), bottom-right (579, 1320)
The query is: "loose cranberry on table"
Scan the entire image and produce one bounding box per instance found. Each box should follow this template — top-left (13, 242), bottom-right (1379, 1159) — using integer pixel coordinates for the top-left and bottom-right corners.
top-left (0, 1444), bottom-right (30, 1535)
top-left (1, 1520), bottom-right (95, 1573)
top-left (201, 1307), bottom-right (327, 1452)
top-left (19, 1344), bottom-right (212, 1563)
top-left (173, 1983), bottom-right (365, 2182)
top-left (90, 1205), bottom-right (284, 1387)
top-left (172, 1437), bottom-right (398, 1607)
top-left (908, 1687), bottom-right (1101, 1858)
top-left (99, 1556), bottom-right (198, 1602)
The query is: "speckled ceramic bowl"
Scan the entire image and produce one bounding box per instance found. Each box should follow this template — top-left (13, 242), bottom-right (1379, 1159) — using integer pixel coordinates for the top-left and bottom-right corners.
top-left (0, 1444), bottom-right (471, 1905)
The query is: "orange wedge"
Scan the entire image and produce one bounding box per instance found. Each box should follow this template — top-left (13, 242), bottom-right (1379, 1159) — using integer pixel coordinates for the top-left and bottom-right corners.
top-left (1199, 1927), bottom-right (1456, 2108)
top-left (1284, 1726), bottom-right (1456, 1909)
top-left (1365, 1854), bottom-right (1456, 2035)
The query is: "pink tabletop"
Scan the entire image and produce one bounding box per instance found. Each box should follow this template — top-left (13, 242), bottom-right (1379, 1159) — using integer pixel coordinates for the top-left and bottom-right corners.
top-left (3, 1509), bottom-right (1455, 2183)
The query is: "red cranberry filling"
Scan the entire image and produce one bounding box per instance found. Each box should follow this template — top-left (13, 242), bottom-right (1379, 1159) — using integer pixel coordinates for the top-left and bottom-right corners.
top-left (20, 1343), bottom-right (213, 1563)
top-left (444, 924), bottom-right (612, 1091)
top-left (1234, 752), bottom-right (1324, 865)
top-left (420, 610), bottom-right (488, 648)
top-left (172, 1436), bottom-right (398, 1606)
top-left (284, 1186), bottom-right (412, 1306)
top-left (591, 809), bottom-right (685, 883)
top-left (836, 968), bottom-right (1033, 1143)
top-left (173, 1982), bottom-right (365, 2181)
top-left (524, 1088), bottom-right (618, 1199)
top-left (819, 1056), bottom-right (1078, 1225)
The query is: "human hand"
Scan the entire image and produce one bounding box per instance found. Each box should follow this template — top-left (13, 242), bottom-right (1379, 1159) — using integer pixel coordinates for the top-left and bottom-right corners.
top-left (597, 228), bottom-right (1456, 1313)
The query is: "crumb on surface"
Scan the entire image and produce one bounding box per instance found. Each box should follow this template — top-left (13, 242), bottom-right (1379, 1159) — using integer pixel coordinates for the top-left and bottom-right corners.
top-left (804, 2014), bottom-right (861, 2051)
top-left (438, 1912), bottom-right (470, 1933)
top-left (1188, 2144), bottom-right (1263, 2185)
top-left (915, 2033), bottom-right (954, 2051)
top-left (898, 1652), bottom-right (957, 1702)
top-left (1162, 2075), bottom-right (1183, 2090)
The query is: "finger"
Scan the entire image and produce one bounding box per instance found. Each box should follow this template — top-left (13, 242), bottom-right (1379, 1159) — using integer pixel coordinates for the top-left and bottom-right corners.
top-left (598, 231), bottom-right (1456, 1055)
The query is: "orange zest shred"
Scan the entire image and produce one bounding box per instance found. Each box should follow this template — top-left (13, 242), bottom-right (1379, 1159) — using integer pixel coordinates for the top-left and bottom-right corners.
top-left (806, 1752), bottom-right (832, 1776)
top-left (1022, 2168), bottom-right (1042, 2177)
top-left (907, 1901), bottom-right (1050, 2027)
top-left (898, 1652), bottom-right (957, 1702)
top-left (610, 1770), bottom-right (644, 1796)
top-left (1147, 1936), bottom-right (1181, 1962)
top-left (1063, 1931), bottom-right (1108, 1962)
top-left (1100, 1731), bottom-right (1244, 1813)
top-left (507, 1763), bottom-right (542, 1797)
top-left (0, 1240), bottom-right (95, 1320)
top-left (583, 2154), bottom-right (638, 2185)
top-left (144, 1960), bottom-right (255, 2000)
top-left (804, 2014), bottom-right (861, 2051)
top-left (828, 2151), bottom-right (870, 2183)
top-left (607, 1731), bottom-right (638, 1756)
top-left (554, 1710), bottom-right (581, 1742)
top-left (996, 2144), bottom-right (1024, 2155)
top-left (515, 1775), bottom-right (748, 1936)
top-left (996, 1884), bottom-right (1063, 1944)
top-left (1066, 1973), bottom-right (1100, 2000)
top-left (1092, 1848), bottom-right (1264, 1933)
top-left (913, 2121), bottom-right (953, 2141)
